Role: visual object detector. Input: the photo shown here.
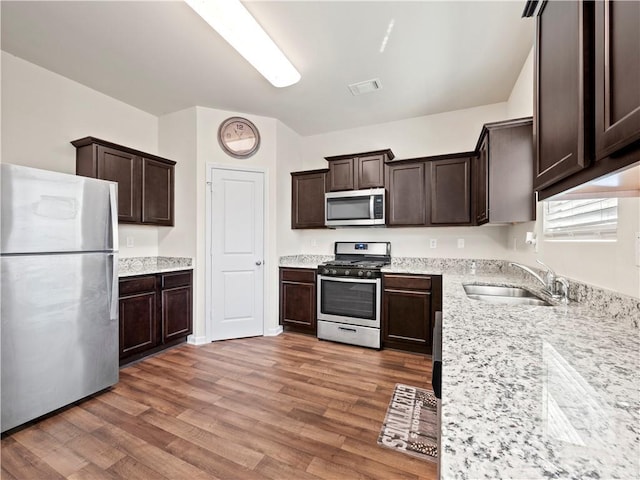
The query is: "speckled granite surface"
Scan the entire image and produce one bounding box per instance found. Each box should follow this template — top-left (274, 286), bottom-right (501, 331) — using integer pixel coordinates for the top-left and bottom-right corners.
top-left (439, 272), bottom-right (639, 479)
top-left (119, 256), bottom-right (193, 277)
top-left (278, 254), bottom-right (333, 268)
top-left (279, 255), bottom-right (640, 478)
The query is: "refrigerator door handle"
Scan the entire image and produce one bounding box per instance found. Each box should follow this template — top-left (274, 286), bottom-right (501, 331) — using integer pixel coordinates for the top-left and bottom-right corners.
top-left (108, 253), bottom-right (119, 323)
top-left (109, 183), bottom-right (119, 251)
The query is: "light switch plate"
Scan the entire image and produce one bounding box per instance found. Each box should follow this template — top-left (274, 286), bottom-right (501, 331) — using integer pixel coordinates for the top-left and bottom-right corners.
top-left (126, 236), bottom-right (134, 248)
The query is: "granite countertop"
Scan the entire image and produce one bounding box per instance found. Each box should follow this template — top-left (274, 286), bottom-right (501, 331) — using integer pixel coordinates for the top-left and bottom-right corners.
top-left (438, 272), bottom-right (639, 479)
top-left (118, 256), bottom-right (193, 278)
top-left (279, 255), bottom-right (640, 478)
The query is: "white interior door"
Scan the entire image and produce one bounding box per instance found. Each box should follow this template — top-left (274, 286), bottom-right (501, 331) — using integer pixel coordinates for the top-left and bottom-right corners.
top-left (210, 167), bottom-right (264, 341)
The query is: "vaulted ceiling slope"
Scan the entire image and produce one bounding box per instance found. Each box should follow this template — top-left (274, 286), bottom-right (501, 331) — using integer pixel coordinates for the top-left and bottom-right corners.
top-left (1, 1), bottom-right (534, 136)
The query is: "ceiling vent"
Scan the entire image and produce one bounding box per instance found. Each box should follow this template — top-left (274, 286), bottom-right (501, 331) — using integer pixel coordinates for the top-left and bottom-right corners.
top-left (348, 78), bottom-right (382, 96)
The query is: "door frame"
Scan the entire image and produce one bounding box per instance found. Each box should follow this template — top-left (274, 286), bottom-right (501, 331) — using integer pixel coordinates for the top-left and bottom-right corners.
top-left (205, 163), bottom-right (268, 343)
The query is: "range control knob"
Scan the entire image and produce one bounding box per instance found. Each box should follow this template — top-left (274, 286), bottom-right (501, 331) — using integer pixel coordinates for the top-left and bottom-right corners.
top-left (330, 269), bottom-right (337, 275)
top-left (344, 270), bottom-right (350, 276)
top-left (358, 270), bottom-right (364, 277)
top-left (322, 268), bottom-right (329, 275)
top-left (366, 271), bottom-right (373, 278)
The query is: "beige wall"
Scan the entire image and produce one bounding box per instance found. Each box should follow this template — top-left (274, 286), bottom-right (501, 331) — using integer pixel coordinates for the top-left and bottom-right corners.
top-left (191, 107), bottom-right (281, 339)
top-left (507, 47), bottom-right (534, 119)
top-left (1, 52), bottom-right (160, 257)
top-left (278, 102), bottom-right (514, 260)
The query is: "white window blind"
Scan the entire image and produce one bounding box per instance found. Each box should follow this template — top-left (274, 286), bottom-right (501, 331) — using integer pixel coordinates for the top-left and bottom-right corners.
top-left (543, 198), bottom-right (618, 240)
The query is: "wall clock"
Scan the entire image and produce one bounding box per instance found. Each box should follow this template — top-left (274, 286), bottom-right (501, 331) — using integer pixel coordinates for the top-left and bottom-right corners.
top-left (218, 117), bottom-right (260, 158)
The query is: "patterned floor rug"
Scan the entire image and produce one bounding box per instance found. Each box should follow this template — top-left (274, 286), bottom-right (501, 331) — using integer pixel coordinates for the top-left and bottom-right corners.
top-left (377, 383), bottom-right (438, 463)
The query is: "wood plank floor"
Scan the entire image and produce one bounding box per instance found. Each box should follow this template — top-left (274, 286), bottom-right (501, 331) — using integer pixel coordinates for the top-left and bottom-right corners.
top-left (1, 333), bottom-right (437, 480)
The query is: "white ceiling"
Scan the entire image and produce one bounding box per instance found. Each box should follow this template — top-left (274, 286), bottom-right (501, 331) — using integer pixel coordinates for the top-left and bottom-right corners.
top-left (1, 1), bottom-right (534, 136)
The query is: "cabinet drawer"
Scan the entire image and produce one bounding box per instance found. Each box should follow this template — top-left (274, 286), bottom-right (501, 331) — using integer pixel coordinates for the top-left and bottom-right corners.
top-left (161, 271), bottom-right (192, 289)
top-left (280, 268), bottom-right (315, 283)
top-left (383, 274), bottom-right (431, 291)
top-left (120, 275), bottom-right (156, 296)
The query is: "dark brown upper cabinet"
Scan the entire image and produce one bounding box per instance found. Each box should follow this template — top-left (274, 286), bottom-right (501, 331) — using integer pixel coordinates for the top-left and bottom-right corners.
top-left (428, 155), bottom-right (473, 226)
top-left (474, 118), bottom-right (536, 224)
top-left (291, 169), bottom-right (328, 229)
top-left (386, 161), bottom-right (426, 226)
top-left (526, 0), bottom-right (639, 199)
top-left (594, 0), bottom-right (640, 161)
top-left (476, 137), bottom-right (489, 224)
top-left (325, 149), bottom-right (394, 191)
top-left (386, 152), bottom-right (474, 227)
top-left (532, 0), bottom-right (594, 191)
top-left (73, 137), bottom-right (175, 226)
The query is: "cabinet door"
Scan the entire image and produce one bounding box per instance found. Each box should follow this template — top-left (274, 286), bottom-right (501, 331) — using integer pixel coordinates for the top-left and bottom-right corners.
top-left (356, 154), bottom-right (385, 189)
top-left (534, 0), bottom-right (593, 190)
top-left (328, 158), bottom-right (355, 191)
top-left (475, 137), bottom-right (489, 225)
top-left (386, 162), bottom-right (426, 226)
top-left (141, 158), bottom-right (174, 226)
top-left (119, 292), bottom-right (157, 359)
top-left (291, 171), bottom-right (327, 229)
top-left (162, 286), bottom-right (192, 342)
top-left (97, 146), bottom-right (141, 223)
top-left (429, 157), bottom-right (472, 225)
top-left (382, 288), bottom-right (431, 354)
top-left (595, 0), bottom-right (640, 160)
top-left (279, 268), bottom-right (316, 334)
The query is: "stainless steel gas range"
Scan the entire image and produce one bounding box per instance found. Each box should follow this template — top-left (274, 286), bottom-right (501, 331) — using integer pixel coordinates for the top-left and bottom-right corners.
top-left (316, 242), bottom-right (391, 349)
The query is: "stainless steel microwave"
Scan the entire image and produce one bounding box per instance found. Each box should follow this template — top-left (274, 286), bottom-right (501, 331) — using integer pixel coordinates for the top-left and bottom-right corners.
top-left (325, 188), bottom-right (385, 227)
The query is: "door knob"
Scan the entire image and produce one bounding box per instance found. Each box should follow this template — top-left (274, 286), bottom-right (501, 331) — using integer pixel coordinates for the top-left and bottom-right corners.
top-left (255, 261), bottom-right (262, 266)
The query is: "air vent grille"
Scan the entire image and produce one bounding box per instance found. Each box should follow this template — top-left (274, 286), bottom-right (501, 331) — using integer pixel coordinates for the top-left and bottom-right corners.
top-left (348, 78), bottom-right (382, 96)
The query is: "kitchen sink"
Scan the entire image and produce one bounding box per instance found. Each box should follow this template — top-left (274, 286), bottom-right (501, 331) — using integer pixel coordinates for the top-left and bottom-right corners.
top-left (463, 284), bottom-right (552, 306)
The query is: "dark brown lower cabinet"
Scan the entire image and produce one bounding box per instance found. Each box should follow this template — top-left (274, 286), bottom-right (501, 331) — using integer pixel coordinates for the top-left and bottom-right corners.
top-left (279, 267), bottom-right (316, 335)
top-left (119, 275), bottom-right (157, 359)
top-left (382, 274), bottom-right (442, 354)
top-left (161, 271), bottom-right (193, 343)
top-left (119, 269), bottom-right (192, 365)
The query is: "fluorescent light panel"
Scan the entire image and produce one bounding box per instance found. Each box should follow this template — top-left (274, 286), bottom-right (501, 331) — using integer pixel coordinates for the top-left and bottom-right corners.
top-left (185, 0), bottom-right (300, 88)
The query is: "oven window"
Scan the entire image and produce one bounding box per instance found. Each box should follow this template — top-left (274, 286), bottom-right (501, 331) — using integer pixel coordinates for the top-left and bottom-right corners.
top-left (327, 197), bottom-right (370, 220)
top-left (320, 278), bottom-right (376, 320)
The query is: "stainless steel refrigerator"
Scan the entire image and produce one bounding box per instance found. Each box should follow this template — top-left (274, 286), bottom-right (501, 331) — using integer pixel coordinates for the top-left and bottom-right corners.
top-left (1, 163), bottom-right (119, 432)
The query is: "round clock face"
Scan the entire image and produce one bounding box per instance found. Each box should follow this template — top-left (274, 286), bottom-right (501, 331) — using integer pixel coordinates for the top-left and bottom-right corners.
top-left (218, 117), bottom-right (260, 158)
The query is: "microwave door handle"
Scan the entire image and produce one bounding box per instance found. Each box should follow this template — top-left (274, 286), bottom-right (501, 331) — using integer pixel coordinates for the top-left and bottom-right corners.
top-left (370, 194), bottom-right (375, 219)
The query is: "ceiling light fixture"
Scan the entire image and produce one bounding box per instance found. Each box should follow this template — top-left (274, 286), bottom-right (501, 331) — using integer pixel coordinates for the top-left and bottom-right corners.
top-left (184, 0), bottom-right (301, 88)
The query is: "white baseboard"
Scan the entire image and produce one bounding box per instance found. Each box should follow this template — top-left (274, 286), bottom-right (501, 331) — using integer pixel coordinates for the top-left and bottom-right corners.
top-left (264, 326), bottom-right (283, 337)
top-left (187, 334), bottom-right (209, 346)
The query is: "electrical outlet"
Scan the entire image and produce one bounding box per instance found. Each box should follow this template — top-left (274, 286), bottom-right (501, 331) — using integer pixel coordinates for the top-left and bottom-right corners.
top-left (430, 239), bottom-right (437, 249)
top-left (512, 236), bottom-right (518, 251)
top-left (635, 232), bottom-right (640, 267)
top-left (126, 236), bottom-right (134, 248)
top-left (457, 238), bottom-right (465, 249)
top-left (311, 238), bottom-right (318, 247)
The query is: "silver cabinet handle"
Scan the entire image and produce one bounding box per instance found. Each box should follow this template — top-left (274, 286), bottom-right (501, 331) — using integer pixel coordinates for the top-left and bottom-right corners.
top-left (255, 261), bottom-right (262, 266)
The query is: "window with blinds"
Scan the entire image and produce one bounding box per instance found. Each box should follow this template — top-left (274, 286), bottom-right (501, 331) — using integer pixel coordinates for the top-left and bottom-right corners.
top-left (543, 198), bottom-right (618, 240)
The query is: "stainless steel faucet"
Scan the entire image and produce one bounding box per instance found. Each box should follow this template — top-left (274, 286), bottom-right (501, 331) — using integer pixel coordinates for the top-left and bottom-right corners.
top-left (509, 260), bottom-right (570, 303)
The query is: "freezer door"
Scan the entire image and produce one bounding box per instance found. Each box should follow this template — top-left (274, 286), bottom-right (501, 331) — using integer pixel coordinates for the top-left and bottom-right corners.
top-left (1, 252), bottom-right (119, 432)
top-left (1, 164), bottom-right (117, 254)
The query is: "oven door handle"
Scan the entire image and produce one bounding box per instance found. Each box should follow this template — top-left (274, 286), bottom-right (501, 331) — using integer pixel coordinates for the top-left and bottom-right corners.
top-left (317, 275), bottom-right (380, 284)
